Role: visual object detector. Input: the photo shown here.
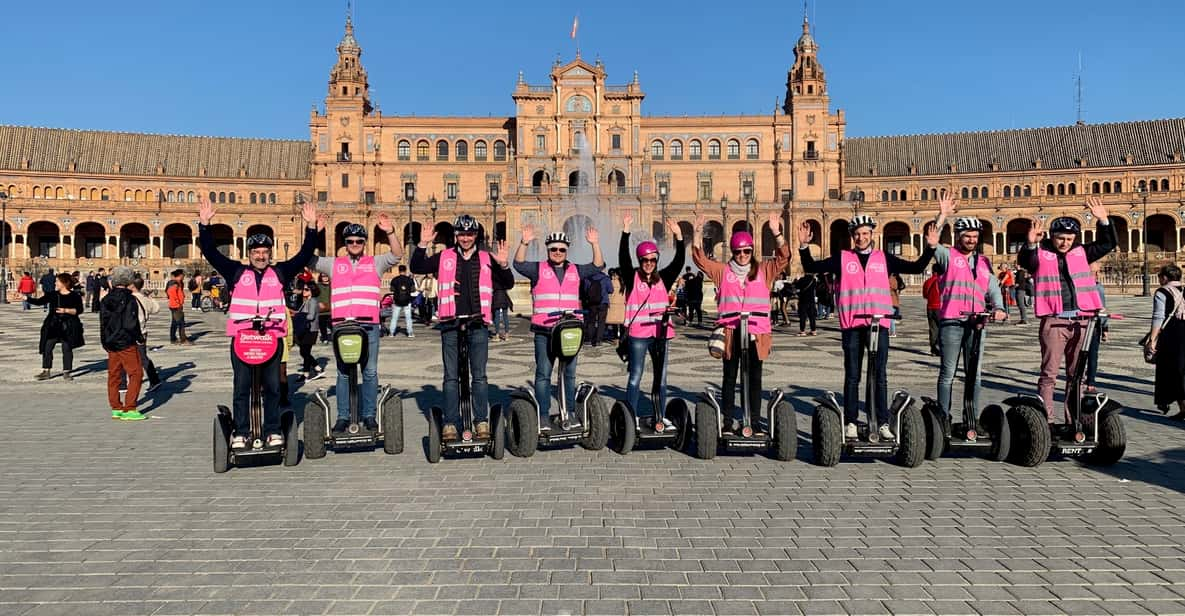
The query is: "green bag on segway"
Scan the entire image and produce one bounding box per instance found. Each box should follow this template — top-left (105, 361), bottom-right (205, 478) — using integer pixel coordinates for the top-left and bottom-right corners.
top-left (550, 319), bottom-right (584, 360)
top-left (336, 331), bottom-right (365, 365)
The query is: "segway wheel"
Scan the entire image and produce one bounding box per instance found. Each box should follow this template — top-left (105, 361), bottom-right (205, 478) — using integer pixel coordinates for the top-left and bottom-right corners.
top-left (1006, 404), bottom-right (1050, 468)
top-left (811, 406), bottom-right (842, 467)
top-left (693, 400), bottom-right (718, 460)
top-left (979, 404), bottom-right (1011, 462)
top-left (491, 404), bottom-right (506, 460)
top-left (382, 397), bottom-right (404, 455)
top-left (1087, 411), bottom-right (1126, 466)
top-left (772, 399), bottom-right (797, 462)
top-left (213, 415), bottom-right (230, 474)
top-left (282, 411), bottom-right (300, 467)
top-left (507, 398), bottom-right (538, 458)
top-left (426, 407), bottom-right (443, 464)
top-left (666, 399), bottom-right (691, 453)
top-left (302, 400), bottom-right (327, 460)
top-left (895, 405), bottom-right (926, 468)
top-left (608, 401), bottom-right (636, 455)
top-left (580, 394), bottom-right (611, 451)
top-left (920, 401), bottom-right (946, 461)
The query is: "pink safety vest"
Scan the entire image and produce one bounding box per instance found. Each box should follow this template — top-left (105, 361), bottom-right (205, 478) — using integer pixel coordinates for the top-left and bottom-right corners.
top-left (1034, 245), bottom-right (1102, 317)
top-left (715, 267), bottom-right (772, 335)
top-left (225, 266), bottom-right (288, 336)
top-left (625, 273), bottom-right (675, 339)
top-left (530, 262), bottom-right (583, 328)
top-left (329, 255), bottom-right (381, 322)
top-left (836, 250), bottom-right (894, 330)
top-left (937, 250), bottom-right (992, 320)
top-left (437, 248), bottom-right (493, 323)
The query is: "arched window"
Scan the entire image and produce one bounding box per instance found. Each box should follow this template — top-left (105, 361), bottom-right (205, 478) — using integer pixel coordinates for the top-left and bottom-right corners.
top-left (1162, 178), bottom-right (1170, 191)
top-left (1113, 181), bottom-right (1122, 193)
top-left (55, 187), bottom-right (64, 199)
top-left (961, 187), bottom-right (969, 199)
top-left (1056, 183), bottom-right (1065, 195)
top-left (1046, 183), bottom-right (1055, 195)
top-left (971, 187), bottom-right (979, 199)
top-left (708, 140), bottom-right (721, 160)
top-left (186, 191), bottom-right (194, 202)
top-left (249, 193), bottom-right (257, 204)
top-left (397, 140), bottom-right (410, 160)
top-left (166, 191), bottom-right (174, 202)
top-left (1023, 185), bottom-right (1032, 197)
top-left (474, 140), bottom-right (487, 160)
top-left (921, 189), bottom-right (929, 201)
top-left (881, 190), bottom-right (889, 201)
top-left (416, 140), bottom-right (429, 160)
top-left (436, 140), bottom-right (449, 161)
top-left (890, 190), bottom-right (898, 201)
top-left (134, 189), bottom-right (143, 201)
top-left (1148, 179), bottom-right (1158, 192)
top-left (455, 140), bottom-right (468, 161)
top-left (1103, 181), bottom-right (1111, 193)
top-left (1091, 182), bottom-right (1100, 194)
top-left (689, 140), bottom-right (702, 160)
top-left (651, 140), bottom-right (664, 160)
top-left (493, 140), bottom-right (507, 161)
top-left (1003, 186), bottom-right (1011, 198)
top-left (746, 139), bottom-right (759, 159)
top-left (1013, 184), bottom-right (1021, 196)
top-left (32, 186), bottom-right (42, 199)
top-left (981, 186), bottom-right (988, 198)
top-left (269, 193), bottom-right (276, 204)
top-left (102, 188), bottom-right (110, 200)
top-left (726, 139), bottom-right (740, 159)
top-left (228, 192), bottom-right (236, 204)
top-left (1068, 183), bottom-right (1076, 195)
top-left (78, 187), bottom-right (88, 201)
top-left (218, 192), bottom-right (226, 203)
top-left (669, 140), bottom-right (683, 159)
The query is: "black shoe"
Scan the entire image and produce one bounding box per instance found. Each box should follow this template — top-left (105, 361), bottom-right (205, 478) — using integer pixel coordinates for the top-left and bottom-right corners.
top-left (332, 419), bottom-right (350, 433)
top-left (362, 417), bottom-right (378, 431)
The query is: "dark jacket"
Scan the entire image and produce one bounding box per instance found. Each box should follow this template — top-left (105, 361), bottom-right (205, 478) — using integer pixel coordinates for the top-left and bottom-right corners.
top-left (1017, 221), bottom-right (1116, 312)
top-left (100, 287), bottom-right (143, 352)
top-left (29, 292), bottom-right (85, 353)
top-left (492, 285), bottom-right (513, 311)
top-left (39, 273), bottom-right (55, 296)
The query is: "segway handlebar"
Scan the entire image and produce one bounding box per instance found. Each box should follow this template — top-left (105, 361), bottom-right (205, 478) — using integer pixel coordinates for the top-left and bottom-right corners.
top-left (717, 311), bottom-right (770, 319)
top-left (331, 316), bottom-right (375, 323)
top-left (1063, 309), bottom-right (1125, 321)
top-left (233, 307), bottom-right (275, 325)
top-left (547, 309), bottom-right (586, 317)
top-left (960, 310), bottom-right (1003, 322)
top-left (854, 313), bottom-right (901, 321)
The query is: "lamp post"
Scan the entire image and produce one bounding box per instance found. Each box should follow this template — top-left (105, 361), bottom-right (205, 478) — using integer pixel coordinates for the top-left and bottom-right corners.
top-left (488, 182), bottom-right (500, 244)
top-left (742, 179), bottom-right (753, 234)
top-left (404, 182), bottom-right (416, 244)
top-left (1139, 185), bottom-right (1150, 296)
top-left (719, 195), bottom-right (728, 257)
top-left (430, 195), bottom-right (438, 226)
top-left (658, 181), bottom-right (669, 241)
top-left (0, 190), bottom-right (8, 304)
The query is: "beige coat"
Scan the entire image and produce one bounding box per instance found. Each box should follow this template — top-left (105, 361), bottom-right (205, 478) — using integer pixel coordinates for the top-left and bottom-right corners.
top-left (606, 278), bottom-right (626, 325)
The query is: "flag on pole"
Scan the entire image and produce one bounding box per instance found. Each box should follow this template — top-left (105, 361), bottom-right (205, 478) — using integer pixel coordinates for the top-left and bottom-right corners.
top-left (570, 15), bottom-right (579, 40)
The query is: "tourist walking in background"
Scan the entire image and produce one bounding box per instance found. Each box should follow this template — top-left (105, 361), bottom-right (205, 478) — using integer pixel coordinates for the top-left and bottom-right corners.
top-left (1014, 266), bottom-right (1032, 325)
top-left (30, 272), bottom-right (85, 381)
top-left (683, 270), bottom-right (704, 327)
top-left (584, 269), bottom-right (612, 347)
top-left (606, 269), bottom-right (625, 340)
top-left (815, 273), bottom-right (833, 320)
top-left (166, 269), bottom-right (191, 345)
top-left (130, 276), bottom-right (162, 392)
top-left (38, 269), bottom-right (55, 311)
top-left (189, 273), bottom-right (203, 309)
top-left (389, 264), bottom-right (417, 338)
top-left (794, 273), bottom-right (818, 336)
top-left (492, 282), bottom-right (513, 341)
top-left (420, 272), bottom-right (438, 323)
top-left (91, 268), bottom-right (108, 313)
top-left (293, 280), bottom-right (322, 380)
top-left (100, 267), bottom-right (146, 420)
top-left (1148, 264), bottom-right (1185, 420)
top-left (997, 264), bottom-right (1014, 313)
top-left (316, 272), bottom-right (332, 343)
top-left (922, 268), bottom-right (942, 355)
top-left (18, 271), bottom-right (35, 309)
top-left (888, 272), bottom-right (905, 337)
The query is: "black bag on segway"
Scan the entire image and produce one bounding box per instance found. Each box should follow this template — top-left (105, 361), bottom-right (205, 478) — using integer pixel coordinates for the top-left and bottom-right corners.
top-left (550, 318), bottom-right (584, 360)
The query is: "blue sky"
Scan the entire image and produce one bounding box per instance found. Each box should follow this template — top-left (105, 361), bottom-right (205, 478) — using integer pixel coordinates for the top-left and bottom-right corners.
top-left (2, 0), bottom-right (1181, 140)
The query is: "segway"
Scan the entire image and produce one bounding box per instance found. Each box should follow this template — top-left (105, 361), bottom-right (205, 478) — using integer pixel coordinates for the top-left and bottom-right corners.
top-left (303, 316), bottom-right (404, 459)
top-left (810, 313), bottom-right (925, 467)
top-left (213, 310), bottom-right (299, 473)
top-left (425, 314), bottom-right (506, 462)
top-left (607, 307), bottom-right (690, 455)
top-left (694, 310), bottom-right (796, 460)
top-left (507, 310), bottom-right (610, 456)
top-left (919, 310), bottom-right (1028, 463)
top-left (1004, 309), bottom-right (1126, 466)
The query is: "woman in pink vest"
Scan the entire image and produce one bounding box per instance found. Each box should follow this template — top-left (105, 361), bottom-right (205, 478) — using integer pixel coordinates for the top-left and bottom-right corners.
top-left (198, 197), bottom-right (320, 450)
top-left (310, 215), bottom-right (402, 433)
top-left (691, 212), bottom-right (790, 433)
top-left (513, 224), bottom-right (605, 431)
top-left (798, 215), bottom-right (937, 441)
top-left (409, 215), bottom-right (515, 442)
top-left (618, 212), bottom-right (684, 424)
top-left (1016, 196), bottom-right (1115, 421)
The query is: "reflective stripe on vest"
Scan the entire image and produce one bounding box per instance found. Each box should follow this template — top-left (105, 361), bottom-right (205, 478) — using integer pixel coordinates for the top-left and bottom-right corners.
top-left (716, 268), bottom-right (772, 335)
top-left (226, 267), bottom-right (288, 336)
top-left (1033, 246), bottom-right (1102, 317)
top-left (625, 273), bottom-right (675, 339)
top-left (937, 251), bottom-right (991, 320)
top-left (836, 250), bottom-right (893, 330)
top-left (530, 262), bottom-right (583, 328)
top-left (437, 248), bottom-right (494, 323)
top-left (329, 255), bottom-right (382, 321)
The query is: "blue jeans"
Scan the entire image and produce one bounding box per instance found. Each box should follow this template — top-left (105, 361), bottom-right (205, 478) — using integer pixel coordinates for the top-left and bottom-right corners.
top-left (533, 333), bottom-right (577, 419)
top-left (335, 322), bottom-right (380, 421)
top-left (22, 295), bottom-right (32, 310)
top-left (441, 323), bottom-right (490, 426)
top-left (936, 320), bottom-right (984, 419)
top-left (626, 335), bottom-right (666, 416)
top-left (840, 327), bottom-right (889, 426)
top-left (392, 305), bottom-right (414, 336)
top-left (493, 307), bottom-right (511, 336)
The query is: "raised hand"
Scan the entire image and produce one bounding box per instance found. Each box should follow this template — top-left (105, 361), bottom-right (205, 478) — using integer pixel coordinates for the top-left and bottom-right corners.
top-left (377, 212), bottom-right (394, 233)
top-left (693, 214), bottom-right (706, 235)
top-left (494, 240), bottom-right (510, 265)
top-left (521, 223), bottom-right (536, 244)
top-left (1027, 218), bottom-right (1044, 244)
top-left (198, 198), bottom-right (216, 225)
top-left (939, 193), bottom-right (958, 218)
top-left (1085, 195), bottom-right (1108, 222)
top-left (796, 221), bottom-right (813, 245)
top-left (316, 214), bottom-right (328, 232)
top-left (622, 211), bottom-right (633, 230)
top-left (925, 221), bottom-right (939, 247)
top-left (301, 200), bottom-right (318, 227)
top-left (665, 219), bottom-right (681, 241)
top-left (585, 226), bottom-right (599, 245)
top-left (767, 211), bottom-right (782, 236)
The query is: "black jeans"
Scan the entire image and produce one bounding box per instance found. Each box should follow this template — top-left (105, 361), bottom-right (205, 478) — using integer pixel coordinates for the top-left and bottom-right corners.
top-left (298, 332), bottom-right (318, 373)
top-left (318, 314), bottom-right (332, 342)
top-left (190, 292), bottom-right (201, 309)
top-left (139, 342), bottom-right (159, 386)
top-left (585, 303), bottom-right (608, 346)
top-left (721, 332), bottom-right (762, 425)
top-left (686, 299), bottom-right (703, 325)
top-left (840, 326), bottom-right (890, 426)
top-left (229, 339), bottom-right (282, 436)
top-left (798, 299), bottom-right (817, 332)
top-left (42, 338), bottom-right (73, 371)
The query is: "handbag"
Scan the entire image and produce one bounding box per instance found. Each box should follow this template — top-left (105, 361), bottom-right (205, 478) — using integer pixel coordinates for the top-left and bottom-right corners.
top-left (1139, 332), bottom-right (1156, 364)
top-left (708, 326), bottom-right (727, 359)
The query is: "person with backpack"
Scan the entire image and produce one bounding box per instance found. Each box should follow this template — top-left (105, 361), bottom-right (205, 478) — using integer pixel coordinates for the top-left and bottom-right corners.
top-left (794, 273), bottom-right (818, 336)
top-left (188, 273), bottom-right (203, 309)
top-left (166, 269), bottom-right (192, 345)
top-left (101, 267), bottom-right (146, 420)
top-left (389, 264), bottom-right (418, 338)
top-left (584, 269), bottom-right (612, 347)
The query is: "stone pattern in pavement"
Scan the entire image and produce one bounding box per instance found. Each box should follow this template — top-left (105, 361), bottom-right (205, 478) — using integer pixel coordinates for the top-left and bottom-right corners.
top-left (0, 296), bottom-right (1182, 616)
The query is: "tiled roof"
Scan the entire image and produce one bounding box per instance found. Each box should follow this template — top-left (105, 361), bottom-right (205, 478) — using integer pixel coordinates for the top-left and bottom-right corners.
top-left (845, 118), bottom-right (1185, 178)
top-left (0, 125), bottom-right (311, 180)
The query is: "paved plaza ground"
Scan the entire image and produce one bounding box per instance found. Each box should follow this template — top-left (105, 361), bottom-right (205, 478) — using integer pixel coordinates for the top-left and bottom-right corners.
top-left (0, 295), bottom-right (1181, 616)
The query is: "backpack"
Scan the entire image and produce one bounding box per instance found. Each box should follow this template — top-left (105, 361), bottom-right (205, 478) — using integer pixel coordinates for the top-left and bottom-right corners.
top-left (188, 277), bottom-right (198, 292)
top-left (390, 276), bottom-right (414, 306)
top-left (581, 274), bottom-right (607, 307)
top-left (100, 290), bottom-right (143, 351)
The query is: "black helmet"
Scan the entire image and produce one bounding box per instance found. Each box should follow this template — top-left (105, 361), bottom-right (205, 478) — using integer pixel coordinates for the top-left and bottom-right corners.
top-left (342, 223), bottom-right (367, 240)
top-left (953, 217), bottom-right (983, 235)
top-left (1050, 217), bottom-right (1081, 235)
top-left (848, 215), bottom-right (877, 232)
top-left (246, 233), bottom-right (273, 250)
top-left (454, 215), bottom-right (480, 233)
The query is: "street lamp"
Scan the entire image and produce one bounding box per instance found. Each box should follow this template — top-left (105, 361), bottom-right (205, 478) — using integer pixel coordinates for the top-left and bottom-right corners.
top-left (658, 181), bottom-right (669, 241)
top-left (719, 195), bottom-right (729, 253)
top-left (1138, 185), bottom-right (1150, 296)
top-left (0, 190), bottom-right (8, 304)
top-left (430, 195), bottom-right (438, 225)
top-left (742, 179), bottom-right (753, 234)
top-left (404, 182), bottom-right (416, 243)
top-left (488, 182), bottom-right (500, 243)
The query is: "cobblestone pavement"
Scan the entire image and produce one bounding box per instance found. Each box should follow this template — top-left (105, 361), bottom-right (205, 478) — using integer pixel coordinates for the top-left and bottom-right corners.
top-left (0, 296), bottom-right (1181, 616)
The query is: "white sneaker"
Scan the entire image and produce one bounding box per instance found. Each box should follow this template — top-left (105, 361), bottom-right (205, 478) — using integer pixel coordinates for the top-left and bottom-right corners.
top-left (230, 435), bottom-right (248, 450)
top-left (879, 424), bottom-right (895, 440)
top-left (844, 423), bottom-right (858, 439)
top-left (661, 417), bottom-right (676, 430)
top-left (266, 433), bottom-right (284, 447)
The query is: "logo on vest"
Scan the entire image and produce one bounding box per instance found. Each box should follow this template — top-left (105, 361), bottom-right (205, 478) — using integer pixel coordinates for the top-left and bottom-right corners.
top-left (443, 257), bottom-right (455, 270)
top-left (845, 262), bottom-right (859, 274)
top-left (1041, 251), bottom-right (1057, 261)
top-left (541, 267), bottom-right (554, 280)
top-left (953, 256), bottom-right (968, 269)
top-left (725, 272), bottom-right (738, 284)
top-left (868, 262), bottom-right (886, 273)
top-left (336, 263), bottom-right (349, 274)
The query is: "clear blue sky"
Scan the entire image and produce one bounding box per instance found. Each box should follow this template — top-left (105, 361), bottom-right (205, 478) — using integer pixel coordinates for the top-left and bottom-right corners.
top-left (3, 0), bottom-right (1181, 140)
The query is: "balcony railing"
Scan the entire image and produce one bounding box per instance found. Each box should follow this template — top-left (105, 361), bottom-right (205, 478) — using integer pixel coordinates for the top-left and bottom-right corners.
top-left (803, 150), bottom-right (819, 160)
top-left (515, 185), bottom-right (642, 196)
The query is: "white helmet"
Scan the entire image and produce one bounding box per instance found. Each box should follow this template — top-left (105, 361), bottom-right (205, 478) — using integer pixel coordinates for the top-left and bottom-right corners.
top-left (848, 215), bottom-right (876, 232)
top-left (953, 217), bottom-right (983, 235)
top-left (544, 232), bottom-right (570, 246)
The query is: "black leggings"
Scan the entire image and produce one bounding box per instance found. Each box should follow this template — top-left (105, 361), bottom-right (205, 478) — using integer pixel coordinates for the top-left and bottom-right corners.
top-left (798, 300), bottom-right (817, 332)
top-left (298, 332), bottom-right (317, 372)
top-left (721, 332), bottom-right (762, 425)
top-left (42, 338), bottom-right (73, 371)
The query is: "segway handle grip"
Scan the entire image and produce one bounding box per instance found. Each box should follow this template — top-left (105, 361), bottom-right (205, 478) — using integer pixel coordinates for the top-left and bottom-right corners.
top-left (718, 311), bottom-right (770, 319)
top-left (547, 309), bottom-right (586, 317)
top-left (232, 307), bottom-right (275, 325)
top-left (854, 313), bottom-right (900, 320)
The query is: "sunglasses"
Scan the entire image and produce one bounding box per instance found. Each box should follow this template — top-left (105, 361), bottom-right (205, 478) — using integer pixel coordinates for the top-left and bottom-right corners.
top-left (548, 247), bottom-right (567, 253)
top-left (639, 257), bottom-right (658, 264)
top-left (345, 239), bottom-right (366, 245)
top-left (734, 248), bottom-right (753, 255)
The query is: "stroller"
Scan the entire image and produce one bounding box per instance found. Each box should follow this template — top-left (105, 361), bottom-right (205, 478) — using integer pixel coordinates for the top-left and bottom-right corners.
top-left (379, 293), bottom-right (395, 337)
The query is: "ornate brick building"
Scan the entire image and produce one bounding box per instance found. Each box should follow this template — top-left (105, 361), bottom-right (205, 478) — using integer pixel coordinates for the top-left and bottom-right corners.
top-left (1, 14), bottom-right (1182, 289)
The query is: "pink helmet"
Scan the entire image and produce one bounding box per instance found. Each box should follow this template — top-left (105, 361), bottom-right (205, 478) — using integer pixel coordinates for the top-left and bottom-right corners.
top-left (635, 241), bottom-right (659, 260)
top-left (730, 231), bottom-right (754, 252)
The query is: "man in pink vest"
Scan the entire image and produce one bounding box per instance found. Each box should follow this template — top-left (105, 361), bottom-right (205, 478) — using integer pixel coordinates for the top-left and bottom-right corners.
top-left (513, 224), bottom-right (604, 432)
top-left (1017, 197), bottom-right (1115, 421)
top-left (409, 215), bottom-right (514, 441)
top-left (931, 194), bottom-right (1007, 423)
top-left (799, 215), bottom-right (936, 441)
top-left (198, 197), bottom-right (320, 450)
top-left (310, 216), bottom-right (402, 433)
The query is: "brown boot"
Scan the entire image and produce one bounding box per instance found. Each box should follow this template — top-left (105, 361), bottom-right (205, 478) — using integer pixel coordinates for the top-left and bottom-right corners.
top-left (442, 424), bottom-right (459, 441)
top-left (35, 369), bottom-right (51, 380)
top-left (475, 421), bottom-right (491, 440)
